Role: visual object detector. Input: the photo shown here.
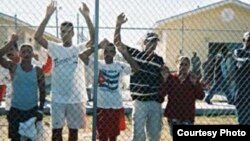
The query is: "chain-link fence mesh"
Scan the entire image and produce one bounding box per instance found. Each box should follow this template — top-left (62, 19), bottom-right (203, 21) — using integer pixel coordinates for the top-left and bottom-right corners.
top-left (0, 0), bottom-right (250, 140)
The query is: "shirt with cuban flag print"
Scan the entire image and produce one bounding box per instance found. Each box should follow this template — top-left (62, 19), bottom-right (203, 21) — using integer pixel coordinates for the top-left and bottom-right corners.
top-left (88, 57), bottom-right (131, 108)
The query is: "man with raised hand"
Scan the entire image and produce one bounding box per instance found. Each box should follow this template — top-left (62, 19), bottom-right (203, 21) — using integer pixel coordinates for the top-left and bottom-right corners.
top-left (114, 13), bottom-right (164, 141)
top-left (34, 2), bottom-right (94, 141)
top-left (0, 34), bottom-right (45, 141)
top-left (80, 35), bottom-right (140, 141)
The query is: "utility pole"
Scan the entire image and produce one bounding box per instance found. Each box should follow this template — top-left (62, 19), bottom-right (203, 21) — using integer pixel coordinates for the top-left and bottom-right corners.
top-left (14, 14), bottom-right (17, 31)
top-left (77, 13), bottom-right (79, 44)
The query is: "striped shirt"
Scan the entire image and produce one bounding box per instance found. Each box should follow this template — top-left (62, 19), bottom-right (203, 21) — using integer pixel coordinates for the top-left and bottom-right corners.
top-left (127, 47), bottom-right (164, 102)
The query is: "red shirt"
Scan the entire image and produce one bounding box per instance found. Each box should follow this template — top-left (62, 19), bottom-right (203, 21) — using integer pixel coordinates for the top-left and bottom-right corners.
top-left (42, 55), bottom-right (52, 74)
top-left (160, 73), bottom-right (205, 122)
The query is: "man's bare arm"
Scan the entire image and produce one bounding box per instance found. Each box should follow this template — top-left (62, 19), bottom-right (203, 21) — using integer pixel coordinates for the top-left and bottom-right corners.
top-left (113, 13), bottom-right (139, 71)
top-left (79, 39), bottom-right (109, 65)
top-left (114, 13), bottom-right (129, 48)
top-left (116, 42), bottom-right (140, 72)
top-left (36, 67), bottom-right (46, 111)
top-left (34, 2), bottom-right (56, 49)
top-left (79, 2), bottom-right (95, 44)
top-left (0, 34), bottom-right (17, 71)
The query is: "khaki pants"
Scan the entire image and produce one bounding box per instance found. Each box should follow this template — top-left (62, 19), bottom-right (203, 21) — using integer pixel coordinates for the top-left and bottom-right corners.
top-left (131, 100), bottom-right (162, 141)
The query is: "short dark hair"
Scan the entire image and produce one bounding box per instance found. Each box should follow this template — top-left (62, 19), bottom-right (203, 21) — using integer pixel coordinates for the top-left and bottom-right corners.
top-left (105, 43), bottom-right (116, 50)
top-left (177, 56), bottom-right (190, 64)
top-left (108, 43), bottom-right (115, 47)
top-left (61, 21), bottom-right (74, 28)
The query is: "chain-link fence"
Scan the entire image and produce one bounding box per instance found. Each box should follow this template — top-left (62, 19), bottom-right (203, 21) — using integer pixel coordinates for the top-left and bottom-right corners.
top-left (0, 0), bottom-right (250, 140)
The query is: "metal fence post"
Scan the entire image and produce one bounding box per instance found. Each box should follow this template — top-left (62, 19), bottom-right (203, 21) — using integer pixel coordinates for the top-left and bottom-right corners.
top-left (92, 0), bottom-right (100, 141)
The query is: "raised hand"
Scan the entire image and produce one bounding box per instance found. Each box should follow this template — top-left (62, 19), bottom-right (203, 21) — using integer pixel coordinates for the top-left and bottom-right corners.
top-left (117, 13), bottom-right (128, 25)
top-left (79, 2), bottom-right (90, 17)
top-left (46, 2), bottom-right (56, 17)
top-left (10, 34), bottom-right (18, 42)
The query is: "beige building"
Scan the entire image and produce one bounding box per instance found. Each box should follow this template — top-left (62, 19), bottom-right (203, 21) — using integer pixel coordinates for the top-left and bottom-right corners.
top-left (0, 12), bottom-right (60, 64)
top-left (154, 0), bottom-right (250, 70)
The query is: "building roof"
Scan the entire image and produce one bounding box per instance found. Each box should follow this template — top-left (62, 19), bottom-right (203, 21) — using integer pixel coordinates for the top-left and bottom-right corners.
top-left (155, 0), bottom-right (250, 27)
top-left (0, 12), bottom-right (59, 41)
top-left (0, 12), bottom-right (32, 27)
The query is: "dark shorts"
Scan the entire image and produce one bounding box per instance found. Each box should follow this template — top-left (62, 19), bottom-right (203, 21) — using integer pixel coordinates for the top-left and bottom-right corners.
top-left (97, 108), bottom-right (126, 139)
top-left (7, 106), bottom-right (37, 140)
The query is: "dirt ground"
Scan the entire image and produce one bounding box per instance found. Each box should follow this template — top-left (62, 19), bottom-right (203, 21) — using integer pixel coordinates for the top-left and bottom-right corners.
top-left (0, 115), bottom-right (236, 141)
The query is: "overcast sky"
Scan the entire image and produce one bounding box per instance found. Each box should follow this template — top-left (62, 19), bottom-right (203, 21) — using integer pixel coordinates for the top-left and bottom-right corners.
top-left (0, 0), bottom-right (249, 45)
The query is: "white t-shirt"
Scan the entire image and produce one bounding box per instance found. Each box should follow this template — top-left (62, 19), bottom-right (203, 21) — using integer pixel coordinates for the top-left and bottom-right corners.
top-left (48, 41), bottom-right (87, 103)
top-left (88, 58), bottom-right (131, 108)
